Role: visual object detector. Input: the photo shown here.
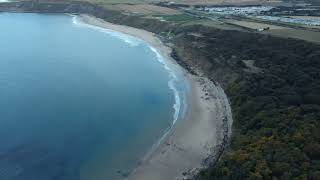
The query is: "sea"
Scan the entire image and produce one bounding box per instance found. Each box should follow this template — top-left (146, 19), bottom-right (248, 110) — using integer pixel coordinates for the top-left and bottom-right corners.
top-left (0, 13), bottom-right (187, 180)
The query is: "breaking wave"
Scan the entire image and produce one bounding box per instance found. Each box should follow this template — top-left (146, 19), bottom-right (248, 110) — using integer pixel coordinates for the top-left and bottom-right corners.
top-left (71, 15), bottom-right (142, 47)
top-left (72, 14), bottom-right (186, 128)
top-left (149, 47), bottom-right (182, 125)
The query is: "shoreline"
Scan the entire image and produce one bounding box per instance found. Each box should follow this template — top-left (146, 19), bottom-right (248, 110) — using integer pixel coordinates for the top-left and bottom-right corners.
top-left (72, 13), bottom-right (186, 127)
top-left (79, 14), bottom-right (232, 180)
top-left (75, 13), bottom-right (188, 162)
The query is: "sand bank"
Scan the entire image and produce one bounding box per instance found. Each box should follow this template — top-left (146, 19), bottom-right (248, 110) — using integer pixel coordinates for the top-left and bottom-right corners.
top-left (79, 14), bottom-right (232, 180)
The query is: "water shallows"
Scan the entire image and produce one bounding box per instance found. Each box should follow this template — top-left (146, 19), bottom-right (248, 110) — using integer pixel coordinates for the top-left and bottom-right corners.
top-left (0, 13), bottom-right (187, 180)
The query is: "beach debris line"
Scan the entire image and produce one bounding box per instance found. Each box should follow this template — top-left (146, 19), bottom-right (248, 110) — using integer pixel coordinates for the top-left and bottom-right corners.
top-left (180, 74), bottom-right (233, 180)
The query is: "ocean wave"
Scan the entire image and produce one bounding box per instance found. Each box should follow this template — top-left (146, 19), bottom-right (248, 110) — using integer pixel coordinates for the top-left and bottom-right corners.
top-left (71, 14), bottom-right (187, 150)
top-left (149, 47), bottom-right (182, 125)
top-left (71, 15), bottom-right (142, 47)
top-left (145, 46), bottom-right (189, 160)
top-left (72, 14), bottom-right (184, 127)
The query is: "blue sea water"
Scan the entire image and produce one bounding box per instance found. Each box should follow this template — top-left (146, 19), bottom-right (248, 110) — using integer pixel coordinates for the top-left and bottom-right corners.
top-left (0, 13), bottom-right (187, 180)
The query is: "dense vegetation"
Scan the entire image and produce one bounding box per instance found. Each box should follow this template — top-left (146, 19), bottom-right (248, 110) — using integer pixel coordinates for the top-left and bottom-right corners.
top-left (171, 26), bottom-right (320, 179)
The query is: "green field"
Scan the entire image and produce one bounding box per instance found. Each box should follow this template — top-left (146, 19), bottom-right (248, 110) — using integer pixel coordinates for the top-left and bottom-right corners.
top-left (153, 14), bottom-right (198, 22)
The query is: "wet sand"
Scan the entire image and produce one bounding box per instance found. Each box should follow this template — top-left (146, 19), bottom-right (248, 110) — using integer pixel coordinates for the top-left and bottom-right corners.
top-left (79, 14), bottom-right (232, 180)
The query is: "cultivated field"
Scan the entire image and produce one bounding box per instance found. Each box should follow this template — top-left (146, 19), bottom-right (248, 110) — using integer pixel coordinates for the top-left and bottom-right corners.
top-left (224, 20), bottom-right (320, 43)
top-left (226, 20), bottom-right (287, 30)
top-left (265, 28), bottom-right (320, 44)
top-left (289, 16), bottom-right (320, 21)
top-left (113, 4), bottom-right (180, 15)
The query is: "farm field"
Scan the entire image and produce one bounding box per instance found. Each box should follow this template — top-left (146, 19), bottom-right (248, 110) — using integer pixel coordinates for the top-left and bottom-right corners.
top-left (226, 20), bottom-right (287, 30)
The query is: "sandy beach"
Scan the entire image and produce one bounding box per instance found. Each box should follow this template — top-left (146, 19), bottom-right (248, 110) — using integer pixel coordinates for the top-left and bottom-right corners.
top-left (80, 14), bottom-right (233, 180)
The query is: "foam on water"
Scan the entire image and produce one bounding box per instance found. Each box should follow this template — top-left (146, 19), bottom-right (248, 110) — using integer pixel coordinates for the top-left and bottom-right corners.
top-left (72, 15), bottom-right (184, 127)
top-left (149, 46), bottom-right (181, 125)
top-left (146, 46), bottom-right (189, 161)
top-left (72, 15), bottom-right (142, 47)
top-left (71, 15), bottom-right (189, 165)
top-left (0, 13), bottom-right (189, 180)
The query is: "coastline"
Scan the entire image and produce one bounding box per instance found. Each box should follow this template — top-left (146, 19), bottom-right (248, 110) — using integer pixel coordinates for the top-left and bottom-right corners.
top-left (79, 14), bottom-right (232, 180)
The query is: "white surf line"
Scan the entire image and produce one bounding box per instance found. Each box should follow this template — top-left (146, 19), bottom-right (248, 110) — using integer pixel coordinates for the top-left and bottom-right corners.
top-left (139, 45), bottom-right (187, 163)
top-left (149, 46), bottom-right (182, 125)
top-left (71, 15), bottom-right (142, 47)
top-left (71, 14), bottom-right (189, 165)
top-left (71, 14), bottom-right (185, 128)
